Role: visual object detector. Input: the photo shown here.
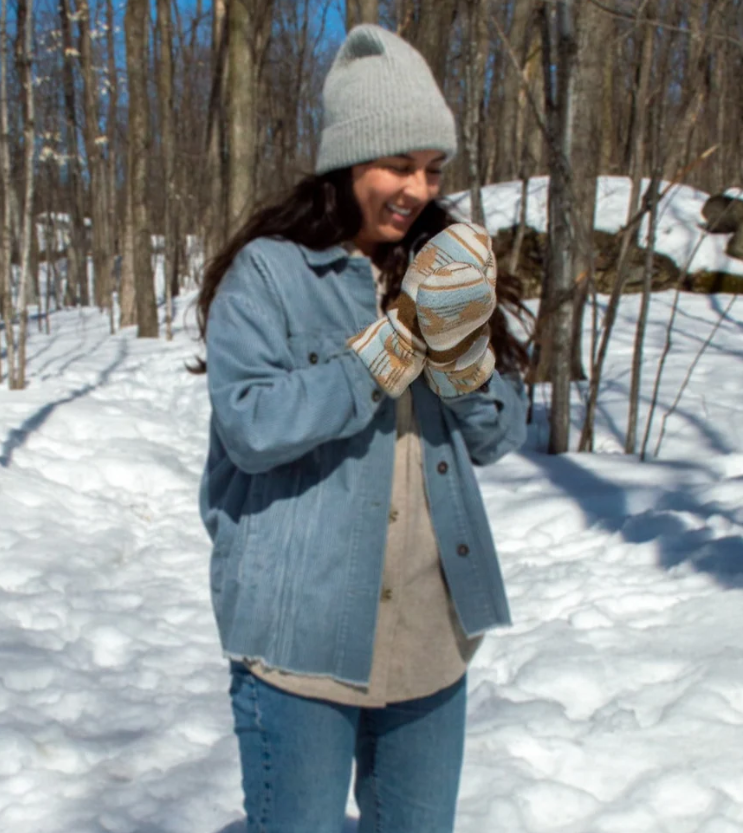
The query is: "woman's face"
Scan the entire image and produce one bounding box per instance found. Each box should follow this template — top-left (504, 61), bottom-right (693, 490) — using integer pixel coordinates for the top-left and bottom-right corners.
top-left (351, 149), bottom-right (446, 255)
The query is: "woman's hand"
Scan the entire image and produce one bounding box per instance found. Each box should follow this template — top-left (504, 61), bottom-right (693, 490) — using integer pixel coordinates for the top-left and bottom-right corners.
top-left (412, 223), bottom-right (497, 397)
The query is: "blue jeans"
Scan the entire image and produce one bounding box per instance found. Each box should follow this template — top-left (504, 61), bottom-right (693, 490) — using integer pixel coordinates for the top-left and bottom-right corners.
top-left (229, 662), bottom-right (467, 833)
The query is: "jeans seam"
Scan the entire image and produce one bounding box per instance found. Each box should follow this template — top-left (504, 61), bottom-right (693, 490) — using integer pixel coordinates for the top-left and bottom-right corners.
top-left (371, 727), bottom-right (382, 833)
top-left (247, 673), bottom-right (273, 833)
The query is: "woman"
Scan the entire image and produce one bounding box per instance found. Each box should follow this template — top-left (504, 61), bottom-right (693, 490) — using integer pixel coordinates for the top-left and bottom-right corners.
top-left (196, 24), bottom-right (529, 833)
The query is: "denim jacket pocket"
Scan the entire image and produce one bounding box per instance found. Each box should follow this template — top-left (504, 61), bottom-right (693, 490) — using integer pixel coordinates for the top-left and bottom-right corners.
top-left (287, 329), bottom-right (351, 369)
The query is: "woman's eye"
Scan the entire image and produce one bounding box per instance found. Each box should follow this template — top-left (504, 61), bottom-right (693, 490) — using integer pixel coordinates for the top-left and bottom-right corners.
top-left (427, 169), bottom-right (443, 177)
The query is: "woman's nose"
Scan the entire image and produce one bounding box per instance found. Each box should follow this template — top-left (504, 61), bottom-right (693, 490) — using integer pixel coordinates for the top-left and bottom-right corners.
top-left (403, 169), bottom-right (432, 203)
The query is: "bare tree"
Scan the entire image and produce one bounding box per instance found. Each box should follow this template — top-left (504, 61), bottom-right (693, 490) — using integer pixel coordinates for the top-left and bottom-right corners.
top-left (538, 0), bottom-right (576, 454)
top-left (399, 0), bottom-right (457, 89)
top-left (204, 0), bottom-right (228, 261)
top-left (78, 0), bottom-right (112, 320)
top-left (125, 0), bottom-right (158, 337)
top-left (59, 0), bottom-right (89, 307)
top-left (105, 0), bottom-right (119, 320)
top-left (157, 0), bottom-right (176, 340)
top-left (577, 3), bottom-right (655, 451)
top-left (0, 0), bottom-right (15, 386)
top-left (15, 0), bottom-right (36, 388)
top-left (461, 0), bottom-right (487, 226)
top-left (346, 0), bottom-right (378, 29)
top-left (568, 0), bottom-right (611, 381)
top-left (227, 0), bottom-right (273, 233)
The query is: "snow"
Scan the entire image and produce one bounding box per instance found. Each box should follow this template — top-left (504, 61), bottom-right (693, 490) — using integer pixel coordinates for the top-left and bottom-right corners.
top-left (2, 183), bottom-right (743, 832)
top-left (448, 175), bottom-right (743, 278)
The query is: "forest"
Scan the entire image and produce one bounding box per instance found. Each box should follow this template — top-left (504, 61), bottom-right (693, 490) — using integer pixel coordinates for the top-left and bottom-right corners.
top-left (1, 0), bottom-right (742, 453)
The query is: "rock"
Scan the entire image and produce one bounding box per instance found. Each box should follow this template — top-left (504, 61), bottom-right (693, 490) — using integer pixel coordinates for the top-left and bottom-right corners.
top-left (701, 194), bottom-right (743, 234)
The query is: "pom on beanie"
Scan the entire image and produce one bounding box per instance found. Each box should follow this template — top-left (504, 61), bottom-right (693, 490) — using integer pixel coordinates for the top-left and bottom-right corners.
top-left (315, 25), bottom-right (457, 175)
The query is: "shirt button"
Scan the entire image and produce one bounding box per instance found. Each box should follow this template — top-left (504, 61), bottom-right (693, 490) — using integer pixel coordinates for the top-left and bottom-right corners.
top-left (388, 508), bottom-right (399, 523)
top-left (457, 544), bottom-right (470, 557)
top-left (371, 389), bottom-right (382, 402)
top-left (437, 461), bottom-right (448, 474)
top-left (308, 352), bottom-right (319, 364)
top-left (381, 588), bottom-right (393, 601)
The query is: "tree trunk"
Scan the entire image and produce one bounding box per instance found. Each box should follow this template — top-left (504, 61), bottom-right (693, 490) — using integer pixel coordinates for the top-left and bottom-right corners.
top-left (119, 189), bottom-right (137, 327)
top-left (400, 0), bottom-right (457, 90)
top-left (498, 0), bottom-right (537, 181)
top-left (157, 0), bottom-right (176, 340)
top-left (78, 0), bottom-right (112, 315)
top-left (205, 0), bottom-right (228, 260)
top-left (568, 0), bottom-right (611, 382)
top-left (15, 0), bottom-right (35, 389)
top-left (578, 2), bottom-right (660, 451)
top-left (125, 0), bottom-right (158, 337)
top-left (106, 0), bottom-right (118, 333)
top-left (0, 0), bottom-right (15, 387)
top-left (626, 171), bottom-right (660, 455)
top-left (227, 0), bottom-right (273, 234)
top-left (533, 0), bottom-right (576, 454)
top-left (346, 0), bottom-right (378, 29)
top-left (578, 3), bottom-right (654, 452)
top-left (59, 0), bottom-right (89, 307)
top-left (462, 0), bottom-right (487, 226)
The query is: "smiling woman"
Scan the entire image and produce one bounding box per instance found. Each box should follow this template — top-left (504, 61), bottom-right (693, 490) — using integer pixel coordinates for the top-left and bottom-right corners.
top-left (352, 151), bottom-right (446, 254)
top-left (195, 22), bottom-right (529, 833)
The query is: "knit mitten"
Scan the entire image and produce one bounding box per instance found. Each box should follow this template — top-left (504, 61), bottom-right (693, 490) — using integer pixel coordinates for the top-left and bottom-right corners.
top-left (414, 223), bottom-right (497, 396)
top-left (423, 326), bottom-right (496, 398)
top-left (347, 264), bottom-right (429, 399)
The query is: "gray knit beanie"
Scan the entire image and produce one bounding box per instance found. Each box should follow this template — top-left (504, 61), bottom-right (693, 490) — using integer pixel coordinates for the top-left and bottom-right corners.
top-left (315, 25), bottom-right (457, 175)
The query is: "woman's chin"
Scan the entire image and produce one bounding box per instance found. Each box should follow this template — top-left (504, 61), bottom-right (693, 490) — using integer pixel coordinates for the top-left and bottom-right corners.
top-left (375, 223), bottom-right (410, 243)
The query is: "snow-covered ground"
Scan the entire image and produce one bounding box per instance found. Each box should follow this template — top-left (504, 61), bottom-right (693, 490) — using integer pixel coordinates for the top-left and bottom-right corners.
top-left (1, 183), bottom-right (742, 833)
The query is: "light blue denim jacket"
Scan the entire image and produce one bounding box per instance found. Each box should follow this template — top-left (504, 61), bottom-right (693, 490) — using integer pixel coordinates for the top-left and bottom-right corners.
top-left (200, 236), bottom-right (527, 685)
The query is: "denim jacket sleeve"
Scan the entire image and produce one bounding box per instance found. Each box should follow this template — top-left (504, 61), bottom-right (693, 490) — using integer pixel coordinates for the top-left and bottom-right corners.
top-left (438, 371), bottom-right (528, 466)
top-left (206, 245), bottom-right (383, 474)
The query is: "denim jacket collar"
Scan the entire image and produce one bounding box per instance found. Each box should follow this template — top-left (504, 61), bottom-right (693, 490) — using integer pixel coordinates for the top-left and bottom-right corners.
top-left (297, 243), bottom-right (351, 268)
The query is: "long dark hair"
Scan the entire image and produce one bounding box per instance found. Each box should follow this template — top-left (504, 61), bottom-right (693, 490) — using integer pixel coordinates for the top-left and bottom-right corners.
top-left (192, 168), bottom-right (531, 375)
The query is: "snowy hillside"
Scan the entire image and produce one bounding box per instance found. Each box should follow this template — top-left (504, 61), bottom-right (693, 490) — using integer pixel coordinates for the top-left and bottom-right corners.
top-left (1, 188), bottom-right (743, 831)
top-left (449, 175), bottom-right (743, 278)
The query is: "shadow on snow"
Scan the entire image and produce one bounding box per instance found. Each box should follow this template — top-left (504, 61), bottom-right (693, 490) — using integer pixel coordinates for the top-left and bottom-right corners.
top-left (0, 339), bottom-right (128, 468)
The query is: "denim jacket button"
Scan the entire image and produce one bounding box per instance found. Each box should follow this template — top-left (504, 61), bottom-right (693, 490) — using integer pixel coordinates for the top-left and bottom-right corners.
top-left (371, 389), bottom-right (382, 402)
top-left (308, 352), bottom-right (319, 364)
top-left (437, 461), bottom-right (448, 474)
top-left (457, 544), bottom-right (470, 557)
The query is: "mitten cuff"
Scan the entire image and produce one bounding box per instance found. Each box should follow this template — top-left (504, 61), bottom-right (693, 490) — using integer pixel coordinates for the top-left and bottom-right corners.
top-left (348, 316), bottom-right (425, 398)
top-left (423, 345), bottom-right (495, 399)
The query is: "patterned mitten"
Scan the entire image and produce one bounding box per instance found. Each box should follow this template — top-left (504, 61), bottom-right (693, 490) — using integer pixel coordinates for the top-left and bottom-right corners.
top-left (414, 223), bottom-right (497, 397)
top-left (423, 327), bottom-right (496, 398)
top-left (347, 262), bottom-right (430, 399)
